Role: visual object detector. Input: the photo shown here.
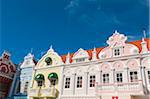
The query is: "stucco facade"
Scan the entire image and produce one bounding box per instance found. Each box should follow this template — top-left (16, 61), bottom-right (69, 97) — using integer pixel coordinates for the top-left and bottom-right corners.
top-left (0, 51), bottom-right (16, 99)
top-left (20, 53), bottom-right (36, 95)
top-left (29, 31), bottom-right (150, 99)
top-left (29, 47), bottom-right (64, 99)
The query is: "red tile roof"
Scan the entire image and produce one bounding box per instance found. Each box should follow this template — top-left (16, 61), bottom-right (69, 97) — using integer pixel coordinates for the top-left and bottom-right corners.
top-left (61, 38), bottom-right (150, 63)
top-left (128, 38), bottom-right (150, 52)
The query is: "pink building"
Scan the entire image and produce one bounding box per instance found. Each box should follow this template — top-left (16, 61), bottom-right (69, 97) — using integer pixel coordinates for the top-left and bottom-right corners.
top-left (60, 31), bottom-right (150, 99)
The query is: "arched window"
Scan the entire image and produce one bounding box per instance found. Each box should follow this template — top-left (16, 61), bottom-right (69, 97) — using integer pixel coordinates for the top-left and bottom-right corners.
top-left (35, 74), bottom-right (45, 87)
top-left (48, 73), bottom-right (58, 86)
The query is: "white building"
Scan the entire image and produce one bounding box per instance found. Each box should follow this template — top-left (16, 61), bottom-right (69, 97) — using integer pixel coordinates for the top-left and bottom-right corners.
top-left (20, 53), bottom-right (36, 95)
top-left (60, 31), bottom-right (150, 99)
top-left (29, 31), bottom-right (150, 99)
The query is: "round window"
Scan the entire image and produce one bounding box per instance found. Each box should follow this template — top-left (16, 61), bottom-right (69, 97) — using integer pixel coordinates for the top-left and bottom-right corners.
top-left (45, 57), bottom-right (52, 65)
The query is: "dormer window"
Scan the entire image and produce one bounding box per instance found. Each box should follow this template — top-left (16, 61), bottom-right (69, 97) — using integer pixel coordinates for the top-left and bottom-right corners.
top-left (114, 48), bottom-right (120, 56)
top-left (76, 58), bottom-right (85, 63)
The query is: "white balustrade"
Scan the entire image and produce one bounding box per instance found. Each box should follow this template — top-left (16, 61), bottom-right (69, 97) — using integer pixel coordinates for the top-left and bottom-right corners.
top-left (95, 80), bottom-right (144, 95)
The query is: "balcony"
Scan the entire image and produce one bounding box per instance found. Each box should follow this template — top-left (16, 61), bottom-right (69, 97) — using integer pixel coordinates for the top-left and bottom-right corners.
top-left (29, 87), bottom-right (58, 97)
top-left (95, 80), bottom-right (144, 96)
top-left (41, 87), bottom-right (58, 97)
top-left (29, 89), bottom-right (39, 96)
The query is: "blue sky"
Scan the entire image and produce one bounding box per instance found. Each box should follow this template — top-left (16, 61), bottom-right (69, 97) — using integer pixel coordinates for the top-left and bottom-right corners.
top-left (0, 0), bottom-right (149, 63)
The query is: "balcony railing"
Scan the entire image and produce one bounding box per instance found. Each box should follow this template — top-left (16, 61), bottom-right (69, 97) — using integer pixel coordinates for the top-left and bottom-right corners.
top-left (29, 89), bottom-right (39, 96)
top-left (29, 87), bottom-right (57, 97)
top-left (95, 80), bottom-right (144, 96)
top-left (41, 87), bottom-right (57, 97)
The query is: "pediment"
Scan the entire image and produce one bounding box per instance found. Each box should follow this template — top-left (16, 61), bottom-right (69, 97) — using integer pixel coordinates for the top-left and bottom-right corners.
top-left (72, 48), bottom-right (89, 59)
top-left (36, 47), bottom-right (63, 68)
top-left (106, 31), bottom-right (127, 47)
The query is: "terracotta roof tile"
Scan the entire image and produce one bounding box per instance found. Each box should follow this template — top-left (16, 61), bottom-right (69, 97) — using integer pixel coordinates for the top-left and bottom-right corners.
top-left (61, 38), bottom-right (150, 63)
top-left (128, 38), bottom-right (150, 52)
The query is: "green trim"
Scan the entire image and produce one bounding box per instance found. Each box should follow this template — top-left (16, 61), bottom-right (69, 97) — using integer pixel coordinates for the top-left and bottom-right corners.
top-left (48, 73), bottom-right (58, 79)
top-left (35, 74), bottom-right (45, 81)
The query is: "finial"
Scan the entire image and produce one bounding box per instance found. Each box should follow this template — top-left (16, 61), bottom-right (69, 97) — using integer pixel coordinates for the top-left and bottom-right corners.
top-left (93, 47), bottom-right (96, 51)
top-left (67, 52), bottom-right (70, 57)
top-left (115, 30), bottom-right (118, 33)
top-left (48, 45), bottom-right (54, 52)
top-left (30, 48), bottom-right (33, 54)
top-left (142, 29), bottom-right (146, 42)
top-left (92, 47), bottom-right (97, 61)
top-left (66, 52), bottom-right (70, 64)
top-left (143, 30), bottom-right (146, 38)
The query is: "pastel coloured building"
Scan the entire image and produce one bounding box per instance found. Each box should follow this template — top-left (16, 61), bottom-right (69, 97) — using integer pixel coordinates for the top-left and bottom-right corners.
top-left (0, 51), bottom-right (16, 99)
top-left (20, 53), bottom-right (36, 95)
top-left (7, 53), bottom-right (36, 99)
top-left (29, 31), bottom-right (150, 99)
top-left (29, 47), bottom-right (64, 99)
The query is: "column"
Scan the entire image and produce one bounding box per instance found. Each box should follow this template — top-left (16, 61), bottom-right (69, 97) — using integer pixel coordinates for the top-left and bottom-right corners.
top-left (96, 71), bottom-right (101, 85)
top-left (140, 66), bottom-right (147, 86)
top-left (72, 73), bottom-right (76, 95)
top-left (60, 75), bottom-right (65, 95)
top-left (100, 71), bottom-right (102, 84)
top-left (124, 67), bottom-right (129, 83)
top-left (30, 69), bottom-right (37, 88)
top-left (84, 72), bottom-right (88, 95)
top-left (110, 69), bottom-right (115, 83)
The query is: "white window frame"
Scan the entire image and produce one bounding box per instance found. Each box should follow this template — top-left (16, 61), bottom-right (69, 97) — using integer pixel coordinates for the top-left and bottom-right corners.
top-left (102, 73), bottom-right (109, 83)
top-left (65, 77), bottom-right (70, 88)
top-left (77, 76), bottom-right (83, 88)
top-left (89, 75), bottom-right (96, 87)
top-left (129, 71), bottom-right (138, 82)
top-left (116, 72), bottom-right (123, 83)
top-left (113, 47), bottom-right (123, 57)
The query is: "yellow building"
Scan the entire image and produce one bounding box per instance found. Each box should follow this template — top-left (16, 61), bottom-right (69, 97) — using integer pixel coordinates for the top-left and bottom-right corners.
top-left (29, 47), bottom-right (64, 99)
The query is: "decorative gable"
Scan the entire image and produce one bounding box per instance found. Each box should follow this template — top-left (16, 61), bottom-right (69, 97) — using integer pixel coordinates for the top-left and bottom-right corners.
top-left (36, 46), bottom-right (63, 69)
top-left (0, 51), bottom-right (16, 78)
top-left (72, 48), bottom-right (89, 63)
top-left (20, 53), bottom-right (36, 68)
top-left (99, 31), bottom-right (140, 59)
top-left (107, 30), bottom-right (127, 48)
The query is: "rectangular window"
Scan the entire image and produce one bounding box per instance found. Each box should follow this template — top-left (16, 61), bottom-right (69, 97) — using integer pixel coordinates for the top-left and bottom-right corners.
top-left (65, 77), bottom-right (70, 88)
top-left (103, 73), bottom-right (109, 83)
top-left (116, 73), bottom-right (123, 83)
top-left (89, 75), bottom-right (96, 87)
top-left (77, 76), bottom-right (82, 88)
top-left (130, 71), bottom-right (138, 82)
top-left (76, 58), bottom-right (85, 62)
top-left (37, 81), bottom-right (43, 87)
top-left (148, 71), bottom-right (150, 83)
top-left (24, 82), bottom-right (29, 94)
top-left (51, 79), bottom-right (57, 86)
top-left (114, 49), bottom-right (120, 56)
